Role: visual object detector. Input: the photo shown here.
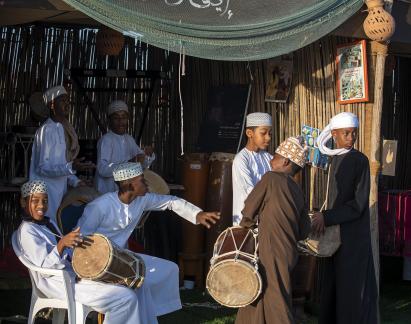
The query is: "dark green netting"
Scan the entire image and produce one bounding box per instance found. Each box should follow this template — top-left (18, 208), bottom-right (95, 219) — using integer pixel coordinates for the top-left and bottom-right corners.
top-left (62, 0), bottom-right (363, 61)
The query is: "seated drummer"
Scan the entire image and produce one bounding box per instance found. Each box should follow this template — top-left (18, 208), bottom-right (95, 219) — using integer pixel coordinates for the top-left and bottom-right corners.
top-left (77, 162), bottom-right (220, 318)
top-left (16, 180), bottom-right (156, 323)
top-left (95, 100), bottom-right (155, 194)
top-left (236, 137), bottom-right (310, 324)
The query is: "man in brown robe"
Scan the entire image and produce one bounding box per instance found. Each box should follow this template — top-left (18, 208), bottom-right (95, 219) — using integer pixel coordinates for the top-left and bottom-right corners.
top-left (236, 137), bottom-right (310, 324)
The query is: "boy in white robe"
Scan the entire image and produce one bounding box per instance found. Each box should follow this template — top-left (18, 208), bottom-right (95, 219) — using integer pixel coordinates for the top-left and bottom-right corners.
top-left (95, 100), bottom-right (155, 193)
top-left (16, 180), bottom-right (156, 324)
top-left (78, 162), bottom-right (220, 317)
top-left (232, 112), bottom-right (273, 225)
top-left (29, 86), bottom-right (95, 221)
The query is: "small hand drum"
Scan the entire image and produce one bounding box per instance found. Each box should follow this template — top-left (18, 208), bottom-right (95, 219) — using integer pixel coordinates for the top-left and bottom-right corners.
top-left (73, 233), bottom-right (145, 288)
top-left (206, 226), bottom-right (262, 308)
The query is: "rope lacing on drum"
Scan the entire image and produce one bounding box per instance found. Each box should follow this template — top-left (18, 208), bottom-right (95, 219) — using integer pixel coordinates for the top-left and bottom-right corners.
top-left (103, 244), bottom-right (144, 288)
top-left (210, 227), bottom-right (259, 271)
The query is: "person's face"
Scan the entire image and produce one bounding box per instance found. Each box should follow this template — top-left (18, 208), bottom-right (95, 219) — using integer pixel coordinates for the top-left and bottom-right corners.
top-left (52, 94), bottom-right (70, 118)
top-left (270, 154), bottom-right (287, 172)
top-left (21, 193), bottom-right (48, 221)
top-left (246, 126), bottom-right (272, 150)
top-left (109, 111), bottom-right (129, 135)
top-left (129, 175), bottom-right (148, 197)
top-left (331, 127), bottom-right (357, 150)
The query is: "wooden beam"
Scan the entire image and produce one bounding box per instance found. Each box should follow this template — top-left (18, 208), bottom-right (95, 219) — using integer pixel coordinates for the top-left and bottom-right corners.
top-left (369, 40), bottom-right (388, 295)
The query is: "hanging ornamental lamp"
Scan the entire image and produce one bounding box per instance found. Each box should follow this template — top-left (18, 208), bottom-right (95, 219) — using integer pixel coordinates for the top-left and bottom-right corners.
top-left (363, 0), bottom-right (395, 42)
top-left (96, 27), bottom-right (125, 56)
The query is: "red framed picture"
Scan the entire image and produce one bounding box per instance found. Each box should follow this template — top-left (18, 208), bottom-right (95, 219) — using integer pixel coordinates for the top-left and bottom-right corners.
top-left (336, 40), bottom-right (369, 104)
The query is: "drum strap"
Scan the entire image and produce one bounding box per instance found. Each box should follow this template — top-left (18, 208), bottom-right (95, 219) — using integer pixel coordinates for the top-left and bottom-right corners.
top-left (23, 216), bottom-right (63, 242)
top-left (319, 163), bottom-right (332, 212)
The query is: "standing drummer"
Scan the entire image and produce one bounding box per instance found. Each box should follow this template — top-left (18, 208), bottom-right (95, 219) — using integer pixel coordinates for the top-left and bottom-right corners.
top-left (78, 162), bottom-right (220, 318)
top-left (232, 112), bottom-right (273, 225)
top-left (236, 137), bottom-right (310, 324)
top-left (95, 100), bottom-right (155, 194)
top-left (29, 86), bottom-right (95, 221)
top-left (16, 180), bottom-right (157, 323)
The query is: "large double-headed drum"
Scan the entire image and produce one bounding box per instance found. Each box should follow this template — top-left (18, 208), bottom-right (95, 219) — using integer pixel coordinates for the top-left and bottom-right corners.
top-left (73, 234), bottom-right (145, 288)
top-left (206, 226), bottom-right (262, 308)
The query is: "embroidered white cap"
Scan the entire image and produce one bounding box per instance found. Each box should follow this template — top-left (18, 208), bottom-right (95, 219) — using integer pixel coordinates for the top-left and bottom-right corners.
top-left (113, 162), bottom-right (143, 182)
top-left (43, 86), bottom-right (67, 104)
top-left (108, 100), bottom-right (128, 116)
top-left (246, 112), bottom-right (272, 127)
top-left (275, 136), bottom-right (307, 168)
top-left (21, 180), bottom-right (48, 198)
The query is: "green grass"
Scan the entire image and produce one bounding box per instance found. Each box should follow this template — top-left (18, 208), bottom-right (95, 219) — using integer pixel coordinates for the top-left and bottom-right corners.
top-left (159, 281), bottom-right (411, 324)
top-left (0, 279), bottom-right (409, 323)
top-left (159, 289), bottom-right (236, 324)
top-left (380, 281), bottom-right (411, 324)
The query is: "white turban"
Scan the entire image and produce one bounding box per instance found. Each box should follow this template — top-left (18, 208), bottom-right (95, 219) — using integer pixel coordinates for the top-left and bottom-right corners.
top-left (246, 112), bottom-right (272, 127)
top-left (108, 100), bottom-right (128, 116)
top-left (113, 162), bottom-right (143, 182)
top-left (275, 136), bottom-right (307, 168)
top-left (43, 86), bottom-right (67, 104)
top-left (316, 112), bottom-right (359, 156)
top-left (21, 180), bottom-right (48, 198)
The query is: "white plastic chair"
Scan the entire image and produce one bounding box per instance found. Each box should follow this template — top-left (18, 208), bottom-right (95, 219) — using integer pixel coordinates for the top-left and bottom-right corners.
top-left (11, 231), bottom-right (95, 324)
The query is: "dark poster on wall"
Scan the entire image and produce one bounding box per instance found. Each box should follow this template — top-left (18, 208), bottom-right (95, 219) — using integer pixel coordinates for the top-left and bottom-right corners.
top-left (197, 84), bottom-right (251, 153)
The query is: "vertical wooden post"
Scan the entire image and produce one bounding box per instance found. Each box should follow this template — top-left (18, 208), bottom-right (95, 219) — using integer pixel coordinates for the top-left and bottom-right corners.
top-left (367, 0), bottom-right (394, 296)
top-left (369, 40), bottom-right (388, 293)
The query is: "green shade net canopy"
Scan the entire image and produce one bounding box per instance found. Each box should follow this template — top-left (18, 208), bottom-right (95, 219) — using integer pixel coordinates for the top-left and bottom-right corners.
top-left (63, 0), bottom-right (363, 61)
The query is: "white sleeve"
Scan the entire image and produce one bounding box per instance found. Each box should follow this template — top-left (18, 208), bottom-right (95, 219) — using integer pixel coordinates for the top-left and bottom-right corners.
top-left (77, 202), bottom-right (103, 236)
top-left (67, 175), bottom-right (81, 187)
top-left (142, 153), bottom-right (155, 169)
top-left (232, 155), bottom-right (255, 197)
top-left (97, 136), bottom-right (117, 178)
top-left (143, 193), bottom-right (202, 224)
top-left (34, 125), bottom-right (75, 177)
top-left (18, 225), bottom-right (65, 269)
top-left (132, 139), bottom-right (155, 169)
top-left (132, 140), bottom-right (144, 156)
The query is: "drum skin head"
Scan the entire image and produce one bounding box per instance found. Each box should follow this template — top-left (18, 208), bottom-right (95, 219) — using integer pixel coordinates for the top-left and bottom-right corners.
top-left (143, 170), bottom-right (169, 195)
top-left (72, 234), bottom-right (111, 279)
top-left (206, 259), bottom-right (262, 308)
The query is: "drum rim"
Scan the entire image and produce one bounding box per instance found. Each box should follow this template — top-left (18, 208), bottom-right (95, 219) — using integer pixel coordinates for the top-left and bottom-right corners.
top-left (209, 152), bottom-right (235, 162)
top-left (206, 258), bottom-right (262, 308)
top-left (72, 233), bottom-right (114, 280)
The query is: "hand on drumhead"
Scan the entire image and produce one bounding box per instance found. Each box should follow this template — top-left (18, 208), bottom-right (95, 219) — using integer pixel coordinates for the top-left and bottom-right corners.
top-left (57, 227), bottom-right (83, 255)
top-left (196, 212), bottom-right (220, 229)
top-left (311, 212), bottom-right (325, 236)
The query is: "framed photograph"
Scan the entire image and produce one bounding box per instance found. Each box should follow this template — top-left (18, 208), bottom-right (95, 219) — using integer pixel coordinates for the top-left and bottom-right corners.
top-left (336, 40), bottom-right (369, 104)
top-left (265, 56), bottom-right (293, 103)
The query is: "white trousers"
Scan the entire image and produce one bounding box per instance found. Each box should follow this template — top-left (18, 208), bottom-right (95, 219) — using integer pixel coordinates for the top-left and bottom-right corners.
top-left (139, 254), bottom-right (182, 316)
top-left (43, 276), bottom-right (158, 324)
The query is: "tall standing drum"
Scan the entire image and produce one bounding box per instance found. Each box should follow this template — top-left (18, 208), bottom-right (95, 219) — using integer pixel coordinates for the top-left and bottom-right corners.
top-left (205, 152), bottom-right (235, 270)
top-left (72, 234), bottom-right (145, 288)
top-left (180, 153), bottom-right (210, 278)
top-left (206, 226), bottom-right (261, 308)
